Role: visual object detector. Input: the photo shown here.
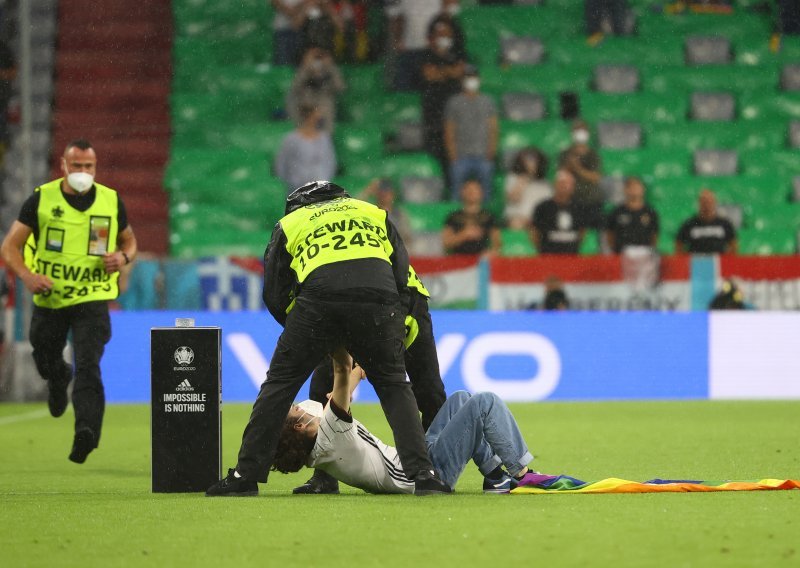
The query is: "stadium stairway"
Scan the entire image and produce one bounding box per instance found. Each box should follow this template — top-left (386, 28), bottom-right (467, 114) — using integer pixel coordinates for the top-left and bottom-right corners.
top-left (50, 0), bottom-right (172, 254)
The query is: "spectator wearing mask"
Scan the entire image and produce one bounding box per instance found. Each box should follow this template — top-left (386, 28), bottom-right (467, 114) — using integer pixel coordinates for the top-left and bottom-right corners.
top-left (294, 0), bottom-right (344, 55)
top-left (275, 104), bottom-right (337, 192)
top-left (385, 0), bottom-right (443, 91)
top-left (531, 169), bottom-right (584, 255)
top-left (503, 147), bottom-right (551, 230)
top-left (287, 46), bottom-right (346, 132)
top-left (442, 179), bottom-right (501, 256)
top-left (420, 20), bottom-right (465, 182)
top-left (443, 65), bottom-right (498, 202)
top-left (558, 119), bottom-right (604, 232)
top-left (272, 0), bottom-right (306, 65)
top-left (675, 189), bottom-right (737, 254)
top-left (605, 176), bottom-right (659, 253)
top-left (426, 0), bottom-right (467, 61)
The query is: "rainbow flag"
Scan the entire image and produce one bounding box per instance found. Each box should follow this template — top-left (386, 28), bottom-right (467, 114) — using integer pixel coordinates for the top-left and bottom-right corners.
top-left (511, 474), bottom-right (800, 494)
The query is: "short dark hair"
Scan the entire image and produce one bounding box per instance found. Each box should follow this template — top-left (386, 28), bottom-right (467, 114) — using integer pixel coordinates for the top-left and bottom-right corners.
top-left (65, 139), bottom-right (93, 153)
top-left (271, 415), bottom-right (316, 474)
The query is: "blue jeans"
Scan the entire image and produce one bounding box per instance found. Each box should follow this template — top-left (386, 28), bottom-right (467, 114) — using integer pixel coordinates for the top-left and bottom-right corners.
top-left (449, 157), bottom-right (494, 202)
top-left (425, 391), bottom-right (534, 490)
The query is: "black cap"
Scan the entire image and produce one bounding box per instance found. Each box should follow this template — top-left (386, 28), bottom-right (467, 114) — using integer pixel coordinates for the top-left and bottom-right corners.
top-left (285, 180), bottom-right (350, 215)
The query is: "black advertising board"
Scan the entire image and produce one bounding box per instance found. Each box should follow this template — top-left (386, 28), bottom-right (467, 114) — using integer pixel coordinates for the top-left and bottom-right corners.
top-left (150, 326), bottom-right (221, 492)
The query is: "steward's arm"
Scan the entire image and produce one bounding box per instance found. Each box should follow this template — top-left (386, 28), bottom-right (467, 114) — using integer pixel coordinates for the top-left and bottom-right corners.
top-left (262, 223), bottom-right (295, 326)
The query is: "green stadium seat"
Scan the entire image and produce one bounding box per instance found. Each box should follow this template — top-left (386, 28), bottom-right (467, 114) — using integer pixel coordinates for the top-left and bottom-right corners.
top-left (402, 202), bottom-right (460, 233)
top-left (499, 120), bottom-right (571, 160)
top-left (344, 153), bottom-right (441, 184)
top-left (501, 229), bottom-right (536, 256)
top-left (164, 148), bottom-right (271, 191)
top-left (334, 126), bottom-right (384, 170)
top-left (580, 92), bottom-right (689, 124)
top-left (579, 230), bottom-right (601, 255)
top-left (645, 122), bottom-right (784, 152)
top-left (737, 228), bottom-right (798, 255)
top-left (601, 148), bottom-right (691, 179)
top-left (225, 122), bottom-right (294, 159)
top-left (643, 65), bottom-right (777, 95)
top-left (170, 228), bottom-right (271, 259)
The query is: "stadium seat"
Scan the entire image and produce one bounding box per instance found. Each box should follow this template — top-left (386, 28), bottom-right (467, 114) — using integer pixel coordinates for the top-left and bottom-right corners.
top-left (345, 153), bottom-right (441, 183)
top-left (789, 121), bottom-right (800, 148)
top-left (386, 121), bottom-right (424, 152)
top-left (793, 177), bottom-right (800, 202)
top-left (780, 64), bottom-right (800, 91)
top-left (502, 92), bottom-right (546, 121)
top-left (684, 35), bottom-right (732, 65)
top-left (334, 125), bottom-right (383, 168)
top-left (501, 229), bottom-right (536, 256)
top-left (400, 176), bottom-right (445, 204)
top-left (500, 36), bottom-right (545, 65)
top-left (597, 121), bottom-right (642, 149)
top-left (499, 120), bottom-right (571, 166)
top-left (402, 202), bottom-right (460, 233)
top-left (690, 92), bottom-right (735, 121)
top-left (592, 65), bottom-right (639, 94)
top-left (693, 150), bottom-right (738, 176)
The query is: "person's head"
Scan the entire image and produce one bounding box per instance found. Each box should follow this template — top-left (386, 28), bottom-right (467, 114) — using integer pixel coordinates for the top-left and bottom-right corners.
top-left (553, 169), bottom-right (575, 203)
top-left (298, 103), bottom-right (322, 128)
top-left (61, 139), bottom-right (97, 194)
top-left (285, 180), bottom-right (350, 214)
top-left (304, 46), bottom-right (330, 73)
top-left (462, 65), bottom-right (480, 94)
top-left (709, 279), bottom-right (745, 310)
top-left (271, 404), bottom-right (319, 474)
top-left (460, 178), bottom-right (483, 207)
top-left (543, 276), bottom-right (569, 310)
top-left (623, 176), bottom-right (646, 209)
top-left (441, 0), bottom-right (461, 17)
top-left (510, 147), bottom-right (548, 179)
top-left (429, 20), bottom-right (454, 53)
top-left (375, 178), bottom-right (396, 210)
top-left (698, 188), bottom-right (717, 220)
top-left (570, 119), bottom-right (591, 146)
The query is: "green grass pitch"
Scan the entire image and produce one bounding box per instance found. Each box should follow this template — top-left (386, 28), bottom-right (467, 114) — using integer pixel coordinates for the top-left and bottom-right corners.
top-left (1, 400), bottom-right (799, 567)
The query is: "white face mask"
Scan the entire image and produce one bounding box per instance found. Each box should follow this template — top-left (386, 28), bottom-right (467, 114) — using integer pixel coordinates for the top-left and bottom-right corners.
top-left (446, 5), bottom-right (460, 16)
top-left (435, 36), bottom-right (453, 51)
top-left (307, 6), bottom-right (322, 19)
top-left (464, 77), bottom-right (480, 92)
top-left (296, 399), bottom-right (323, 418)
top-left (67, 172), bottom-right (94, 193)
top-left (572, 129), bottom-right (590, 144)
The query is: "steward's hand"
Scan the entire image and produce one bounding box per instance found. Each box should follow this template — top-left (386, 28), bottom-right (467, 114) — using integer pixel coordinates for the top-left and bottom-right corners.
top-left (22, 272), bottom-right (53, 294)
top-left (103, 251), bottom-right (127, 274)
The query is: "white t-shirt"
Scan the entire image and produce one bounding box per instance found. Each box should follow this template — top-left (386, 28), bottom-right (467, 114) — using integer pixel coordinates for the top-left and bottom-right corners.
top-left (391, 0), bottom-right (441, 51)
top-left (307, 401), bottom-right (415, 494)
top-left (504, 175), bottom-right (552, 226)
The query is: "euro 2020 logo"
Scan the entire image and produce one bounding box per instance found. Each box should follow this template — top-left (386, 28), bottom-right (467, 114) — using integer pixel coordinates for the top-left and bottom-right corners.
top-left (174, 346), bottom-right (194, 366)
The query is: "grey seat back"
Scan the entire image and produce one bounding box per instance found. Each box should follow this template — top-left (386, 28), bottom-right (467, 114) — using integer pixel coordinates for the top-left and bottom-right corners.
top-left (693, 150), bottom-right (739, 176)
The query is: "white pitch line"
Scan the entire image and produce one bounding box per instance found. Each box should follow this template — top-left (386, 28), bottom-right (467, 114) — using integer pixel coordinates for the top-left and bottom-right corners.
top-left (0, 409), bottom-right (49, 426)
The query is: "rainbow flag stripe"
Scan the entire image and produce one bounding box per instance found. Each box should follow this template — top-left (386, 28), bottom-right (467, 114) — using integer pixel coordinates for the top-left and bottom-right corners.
top-left (511, 474), bottom-right (800, 494)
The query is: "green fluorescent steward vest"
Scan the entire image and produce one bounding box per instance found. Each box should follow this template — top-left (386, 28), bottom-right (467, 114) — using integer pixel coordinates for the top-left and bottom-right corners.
top-left (33, 179), bottom-right (120, 308)
top-left (280, 197), bottom-right (395, 283)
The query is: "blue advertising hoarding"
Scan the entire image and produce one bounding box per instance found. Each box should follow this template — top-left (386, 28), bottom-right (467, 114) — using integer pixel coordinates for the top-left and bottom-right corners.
top-left (102, 311), bottom-right (709, 403)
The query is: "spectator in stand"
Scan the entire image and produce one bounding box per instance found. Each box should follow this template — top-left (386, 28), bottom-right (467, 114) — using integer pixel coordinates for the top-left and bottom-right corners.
top-left (287, 46), bottom-right (346, 132)
top-left (503, 147), bottom-right (551, 230)
top-left (708, 279), bottom-right (747, 310)
top-left (531, 169), bottom-right (584, 255)
top-left (295, 0), bottom-right (344, 55)
top-left (275, 104), bottom-right (337, 192)
top-left (585, 0), bottom-right (629, 45)
top-left (420, 20), bottom-right (466, 186)
top-left (359, 178), bottom-right (414, 250)
top-left (385, 0), bottom-right (443, 91)
top-left (605, 176), bottom-right (659, 253)
top-left (543, 277), bottom-right (570, 311)
top-left (442, 179), bottom-right (501, 256)
top-left (558, 119), bottom-right (604, 232)
top-left (272, 0), bottom-right (306, 65)
top-left (427, 0), bottom-right (467, 61)
top-left (444, 65), bottom-right (498, 202)
top-left (675, 189), bottom-right (737, 254)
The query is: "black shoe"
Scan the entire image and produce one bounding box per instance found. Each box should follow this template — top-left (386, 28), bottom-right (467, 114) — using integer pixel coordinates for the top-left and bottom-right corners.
top-left (414, 470), bottom-right (452, 495)
top-left (293, 469), bottom-right (340, 495)
top-left (47, 378), bottom-right (69, 418)
top-left (206, 468), bottom-right (258, 497)
top-left (68, 428), bottom-right (95, 464)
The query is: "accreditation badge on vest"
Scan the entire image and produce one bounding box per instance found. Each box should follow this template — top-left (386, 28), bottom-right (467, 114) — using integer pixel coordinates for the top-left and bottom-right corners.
top-left (88, 216), bottom-right (112, 255)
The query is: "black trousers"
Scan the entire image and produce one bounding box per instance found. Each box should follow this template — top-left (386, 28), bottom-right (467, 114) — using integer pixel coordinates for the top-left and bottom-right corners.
top-left (30, 301), bottom-right (111, 445)
top-left (309, 293), bottom-right (446, 430)
top-left (236, 295), bottom-right (434, 482)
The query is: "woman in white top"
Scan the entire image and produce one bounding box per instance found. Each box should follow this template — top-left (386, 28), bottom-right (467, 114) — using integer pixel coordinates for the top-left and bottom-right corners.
top-left (503, 147), bottom-right (552, 230)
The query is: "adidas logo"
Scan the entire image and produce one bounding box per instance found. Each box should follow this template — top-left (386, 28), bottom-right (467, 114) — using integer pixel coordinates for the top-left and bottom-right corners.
top-left (176, 379), bottom-right (194, 392)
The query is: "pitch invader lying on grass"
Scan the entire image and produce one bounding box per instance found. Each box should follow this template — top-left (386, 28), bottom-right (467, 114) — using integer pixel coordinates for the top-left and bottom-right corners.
top-left (271, 348), bottom-right (543, 494)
